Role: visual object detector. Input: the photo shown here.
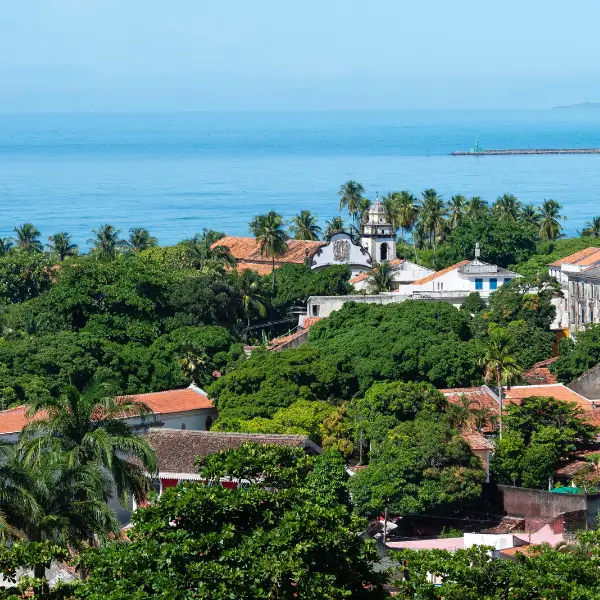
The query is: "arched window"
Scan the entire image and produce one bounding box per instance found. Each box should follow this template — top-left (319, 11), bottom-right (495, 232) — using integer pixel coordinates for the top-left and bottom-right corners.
top-left (181, 423), bottom-right (187, 430)
top-left (205, 416), bottom-right (213, 430)
top-left (380, 243), bottom-right (389, 261)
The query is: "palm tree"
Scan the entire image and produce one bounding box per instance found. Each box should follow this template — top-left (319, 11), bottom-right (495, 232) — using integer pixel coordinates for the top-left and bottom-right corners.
top-left (47, 232), bottom-right (78, 261)
top-left (521, 204), bottom-right (541, 228)
top-left (479, 328), bottom-right (522, 439)
top-left (180, 349), bottom-right (210, 387)
top-left (395, 191), bottom-right (419, 243)
top-left (181, 229), bottom-right (236, 270)
top-left (289, 210), bottom-right (322, 241)
top-left (232, 269), bottom-right (268, 330)
top-left (325, 216), bottom-right (345, 237)
top-left (493, 194), bottom-right (522, 222)
top-left (447, 195), bottom-right (467, 229)
top-left (581, 216), bottom-right (600, 238)
top-left (464, 196), bottom-right (489, 222)
top-left (19, 377), bottom-right (157, 506)
top-left (537, 199), bottom-right (566, 240)
top-left (88, 225), bottom-right (127, 259)
top-left (249, 211), bottom-right (289, 289)
top-left (367, 261), bottom-right (395, 294)
top-left (0, 238), bottom-right (13, 257)
top-left (338, 181), bottom-right (365, 231)
top-left (13, 223), bottom-right (42, 253)
top-left (382, 193), bottom-right (400, 231)
top-left (127, 228), bottom-right (158, 252)
top-left (447, 394), bottom-right (477, 430)
top-left (419, 189), bottom-right (447, 266)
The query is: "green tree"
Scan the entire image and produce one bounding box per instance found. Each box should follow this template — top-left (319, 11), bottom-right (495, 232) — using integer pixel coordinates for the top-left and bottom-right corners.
top-left (521, 203), bottom-right (541, 227)
top-left (367, 261), bottom-right (394, 293)
top-left (289, 209), bottom-right (322, 240)
top-left (76, 444), bottom-right (389, 600)
top-left (249, 211), bottom-right (289, 288)
top-left (0, 252), bottom-right (52, 304)
top-left (338, 180), bottom-right (365, 231)
top-left (581, 216), bottom-right (600, 238)
top-left (231, 269), bottom-right (267, 329)
top-left (126, 227), bottom-right (158, 252)
top-left (325, 216), bottom-right (346, 236)
top-left (538, 199), bottom-right (566, 240)
top-left (19, 376), bottom-right (157, 505)
top-left (179, 348), bottom-right (210, 387)
top-left (464, 196), bottom-right (489, 221)
top-left (13, 223), bottom-right (42, 253)
top-left (490, 429), bottom-right (526, 486)
top-left (88, 225), bottom-right (127, 259)
top-left (349, 418), bottom-right (485, 517)
top-left (493, 193), bottom-right (522, 222)
top-left (552, 323), bottom-right (600, 382)
top-left (419, 189), bottom-right (447, 265)
top-left (479, 327), bottom-right (522, 438)
top-left (0, 237), bottom-right (13, 256)
top-left (181, 229), bottom-right (236, 270)
top-left (447, 194), bottom-right (466, 229)
top-left (46, 232), bottom-right (78, 261)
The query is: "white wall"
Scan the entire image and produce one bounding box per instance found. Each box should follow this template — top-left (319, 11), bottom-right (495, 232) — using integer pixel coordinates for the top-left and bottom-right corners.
top-left (311, 232), bottom-right (372, 276)
top-left (125, 408), bottom-right (219, 432)
top-left (464, 533), bottom-right (521, 550)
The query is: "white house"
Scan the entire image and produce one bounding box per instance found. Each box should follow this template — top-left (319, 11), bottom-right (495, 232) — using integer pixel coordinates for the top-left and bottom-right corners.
top-left (310, 231), bottom-right (373, 277)
top-left (402, 257), bottom-right (519, 302)
top-left (0, 384), bottom-right (218, 443)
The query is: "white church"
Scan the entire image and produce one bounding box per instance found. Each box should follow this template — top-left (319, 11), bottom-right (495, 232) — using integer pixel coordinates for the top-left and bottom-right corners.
top-left (310, 196), bottom-right (433, 291)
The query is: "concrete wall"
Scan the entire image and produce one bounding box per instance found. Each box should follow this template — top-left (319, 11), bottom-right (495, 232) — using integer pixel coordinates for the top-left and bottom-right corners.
top-left (568, 363), bottom-right (600, 400)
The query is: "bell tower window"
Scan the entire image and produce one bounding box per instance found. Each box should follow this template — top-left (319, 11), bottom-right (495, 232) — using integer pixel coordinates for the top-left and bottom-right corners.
top-left (380, 243), bottom-right (389, 261)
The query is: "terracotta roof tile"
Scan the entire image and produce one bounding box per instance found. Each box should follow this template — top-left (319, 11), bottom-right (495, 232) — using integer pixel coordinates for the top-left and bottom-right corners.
top-left (411, 260), bottom-right (470, 285)
top-left (548, 247), bottom-right (600, 268)
top-left (236, 262), bottom-right (278, 276)
top-left (461, 431), bottom-right (494, 451)
top-left (555, 449), bottom-right (600, 478)
top-left (521, 359), bottom-right (558, 385)
top-left (302, 317), bottom-right (323, 329)
top-left (441, 387), bottom-right (500, 413)
top-left (215, 236), bottom-right (324, 264)
top-left (0, 387), bottom-right (213, 436)
top-left (145, 429), bottom-right (319, 474)
top-left (349, 259), bottom-right (404, 284)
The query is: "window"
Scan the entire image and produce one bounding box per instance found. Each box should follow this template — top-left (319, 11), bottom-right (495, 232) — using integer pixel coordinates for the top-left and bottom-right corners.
top-left (489, 278), bottom-right (498, 290)
top-left (205, 416), bottom-right (213, 431)
top-left (591, 308), bottom-right (595, 323)
top-left (439, 282), bottom-right (443, 291)
top-left (181, 423), bottom-right (187, 430)
top-left (380, 243), bottom-right (389, 261)
top-left (504, 278), bottom-right (512, 284)
top-left (475, 278), bottom-right (483, 291)
top-left (312, 304), bottom-right (320, 317)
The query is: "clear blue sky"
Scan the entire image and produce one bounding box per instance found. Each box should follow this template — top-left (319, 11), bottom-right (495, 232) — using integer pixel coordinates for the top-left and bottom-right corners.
top-left (1, 0), bottom-right (599, 112)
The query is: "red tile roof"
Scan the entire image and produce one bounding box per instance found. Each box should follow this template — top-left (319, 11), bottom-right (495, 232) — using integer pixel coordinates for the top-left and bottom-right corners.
top-left (302, 317), bottom-right (323, 329)
top-left (349, 259), bottom-right (404, 284)
top-left (548, 247), bottom-right (600, 268)
top-left (441, 387), bottom-right (500, 413)
top-left (236, 262), bottom-right (278, 276)
top-left (521, 358), bottom-right (559, 385)
top-left (214, 236), bottom-right (324, 264)
top-left (411, 260), bottom-right (470, 285)
top-left (0, 387), bottom-right (214, 436)
top-left (461, 431), bottom-right (494, 451)
top-left (555, 450), bottom-right (600, 479)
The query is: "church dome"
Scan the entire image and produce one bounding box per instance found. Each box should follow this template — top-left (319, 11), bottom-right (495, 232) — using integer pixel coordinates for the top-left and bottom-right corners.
top-left (367, 194), bottom-right (388, 224)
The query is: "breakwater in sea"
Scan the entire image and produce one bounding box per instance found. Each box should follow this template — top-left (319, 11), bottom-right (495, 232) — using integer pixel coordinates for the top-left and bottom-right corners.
top-left (451, 148), bottom-right (600, 156)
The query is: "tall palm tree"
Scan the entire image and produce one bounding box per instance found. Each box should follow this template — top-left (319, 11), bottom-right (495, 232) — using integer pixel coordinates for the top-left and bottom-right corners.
top-left (181, 229), bottom-right (236, 270)
top-left (395, 191), bottom-right (419, 243)
top-left (47, 232), bottom-right (78, 261)
top-left (493, 194), bottom-right (522, 222)
top-left (447, 194), bottom-right (467, 229)
top-left (581, 216), bottom-right (600, 238)
top-left (180, 349), bottom-right (210, 387)
top-left (13, 223), bottom-right (42, 253)
top-left (537, 199), bottom-right (566, 240)
top-left (464, 196), bottom-right (489, 222)
top-left (19, 377), bottom-right (157, 505)
top-left (520, 204), bottom-right (541, 228)
top-left (249, 211), bottom-right (289, 289)
top-left (419, 189), bottom-right (447, 266)
top-left (367, 261), bottom-right (395, 294)
top-left (232, 269), bottom-right (268, 329)
top-left (338, 181), bottom-right (365, 231)
top-left (479, 328), bottom-right (522, 439)
top-left (88, 225), bottom-right (127, 259)
top-left (0, 238), bottom-right (13, 257)
top-left (325, 216), bottom-right (345, 237)
top-left (382, 193), bottom-right (400, 231)
top-left (289, 210), bottom-right (322, 241)
top-left (127, 227), bottom-right (158, 252)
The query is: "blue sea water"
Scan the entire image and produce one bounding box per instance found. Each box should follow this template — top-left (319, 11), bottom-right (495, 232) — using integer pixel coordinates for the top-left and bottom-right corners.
top-left (1, 110), bottom-right (600, 248)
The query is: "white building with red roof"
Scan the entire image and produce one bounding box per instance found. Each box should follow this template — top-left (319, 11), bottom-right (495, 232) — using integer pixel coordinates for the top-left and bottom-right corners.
top-left (0, 384), bottom-right (218, 443)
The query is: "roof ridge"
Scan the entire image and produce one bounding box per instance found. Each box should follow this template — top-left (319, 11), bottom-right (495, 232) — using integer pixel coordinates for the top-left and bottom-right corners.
top-left (122, 387), bottom-right (206, 398)
top-left (148, 429), bottom-right (308, 440)
top-left (411, 260), bottom-right (470, 285)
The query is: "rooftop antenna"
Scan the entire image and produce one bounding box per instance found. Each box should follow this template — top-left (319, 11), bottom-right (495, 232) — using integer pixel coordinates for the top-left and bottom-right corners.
top-left (475, 242), bottom-right (481, 259)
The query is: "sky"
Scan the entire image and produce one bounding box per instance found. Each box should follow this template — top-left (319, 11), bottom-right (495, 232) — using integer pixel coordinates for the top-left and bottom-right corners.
top-left (0, 0), bottom-right (599, 112)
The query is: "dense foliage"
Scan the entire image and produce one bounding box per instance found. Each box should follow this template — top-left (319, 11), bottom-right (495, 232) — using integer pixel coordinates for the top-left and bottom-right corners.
top-left (552, 323), bottom-right (600, 382)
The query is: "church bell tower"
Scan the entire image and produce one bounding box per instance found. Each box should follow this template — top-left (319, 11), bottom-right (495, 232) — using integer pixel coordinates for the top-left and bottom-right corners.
top-left (360, 194), bottom-right (396, 264)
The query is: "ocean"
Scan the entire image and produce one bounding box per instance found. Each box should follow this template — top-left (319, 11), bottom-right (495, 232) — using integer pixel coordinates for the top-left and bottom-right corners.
top-left (1, 109), bottom-right (600, 248)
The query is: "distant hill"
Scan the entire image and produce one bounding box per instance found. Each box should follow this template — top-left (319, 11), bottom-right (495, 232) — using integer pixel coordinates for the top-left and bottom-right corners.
top-left (553, 102), bottom-right (600, 109)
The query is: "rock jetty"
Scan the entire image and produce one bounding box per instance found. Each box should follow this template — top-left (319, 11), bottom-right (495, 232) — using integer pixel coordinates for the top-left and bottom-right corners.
top-left (451, 148), bottom-right (600, 156)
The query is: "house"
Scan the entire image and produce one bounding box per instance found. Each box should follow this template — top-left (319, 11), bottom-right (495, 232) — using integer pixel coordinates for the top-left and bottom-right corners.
top-left (401, 256), bottom-right (519, 303)
top-left (143, 429), bottom-right (322, 495)
top-left (460, 431), bottom-right (494, 483)
top-left (564, 264), bottom-right (600, 335)
top-left (0, 384), bottom-right (218, 442)
top-left (212, 236), bottom-right (325, 275)
top-left (547, 247), bottom-right (600, 331)
top-left (521, 358), bottom-right (558, 385)
top-left (349, 258), bottom-right (434, 292)
top-left (568, 362), bottom-right (600, 402)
